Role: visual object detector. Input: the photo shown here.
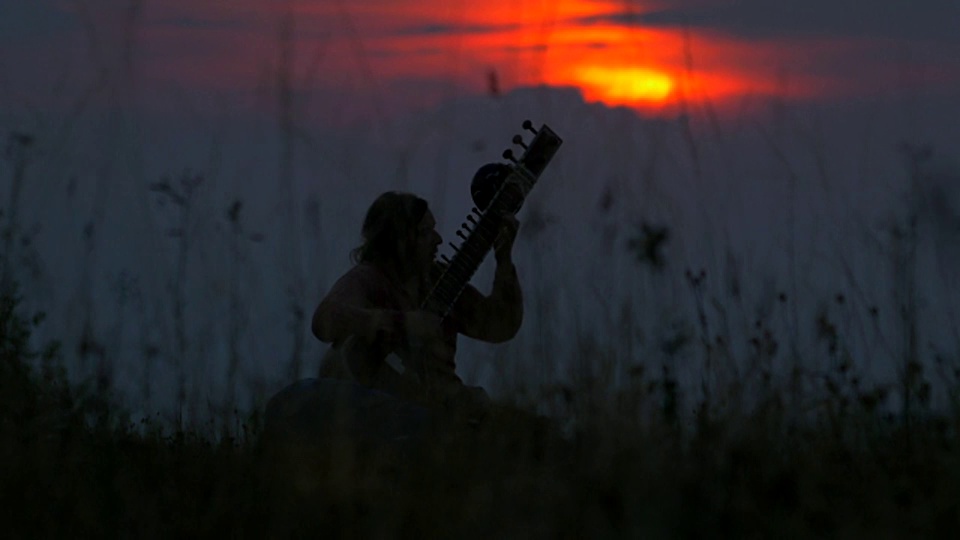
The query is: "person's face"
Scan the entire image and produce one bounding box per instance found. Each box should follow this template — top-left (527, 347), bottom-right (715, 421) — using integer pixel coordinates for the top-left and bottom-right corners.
top-left (411, 209), bottom-right (442, 273)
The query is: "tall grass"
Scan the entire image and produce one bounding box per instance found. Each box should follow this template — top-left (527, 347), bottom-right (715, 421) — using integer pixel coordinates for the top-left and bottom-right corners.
top-left (4, 260), bottom-right (960, 536)
top-left (8, 114), bottom-right (960, 537)
top-left (4, 2), bottom-right (960, 535)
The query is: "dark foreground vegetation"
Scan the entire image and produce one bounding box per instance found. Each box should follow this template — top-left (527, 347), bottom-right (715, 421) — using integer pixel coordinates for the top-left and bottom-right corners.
top-left (3, 281), bottom-right (960, 539)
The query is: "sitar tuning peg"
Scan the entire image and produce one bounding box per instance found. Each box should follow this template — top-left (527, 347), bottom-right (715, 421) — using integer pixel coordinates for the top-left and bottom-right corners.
top-left (502, 149), bottom-right (518, 164)
top-left (440, 254), bottom-right (451, 264)
top-left (522, 120), bottom-right (538, 135)
top-left (456, 230), bottom-right (468, 241)
top-left (471, 207), bottom-right (483, 217)
top-left (512, 134), bottom-right (528, 150)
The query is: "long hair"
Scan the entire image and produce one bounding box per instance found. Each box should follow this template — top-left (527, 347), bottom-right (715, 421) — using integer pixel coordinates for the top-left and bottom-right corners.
top-left (351, 191), bottom-right (429, 275)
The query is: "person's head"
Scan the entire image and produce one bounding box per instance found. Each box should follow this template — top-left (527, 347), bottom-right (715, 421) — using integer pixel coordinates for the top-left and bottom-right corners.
top-left (351, 191), bottom-right (442, 278)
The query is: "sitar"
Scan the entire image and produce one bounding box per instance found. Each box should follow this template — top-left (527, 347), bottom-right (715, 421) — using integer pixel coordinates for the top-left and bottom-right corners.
top-left (343, 120), bottom-right (563, 398)
top-left (423, 120), bottom-right (563, 319)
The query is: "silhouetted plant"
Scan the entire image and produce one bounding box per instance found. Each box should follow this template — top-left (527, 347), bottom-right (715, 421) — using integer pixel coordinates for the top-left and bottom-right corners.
top-left (150, 169), bottom-right (204, 427)
top-left (627, 221), bottom-right (670, 270)
top-left (1, 131), bottom-right (38, 294)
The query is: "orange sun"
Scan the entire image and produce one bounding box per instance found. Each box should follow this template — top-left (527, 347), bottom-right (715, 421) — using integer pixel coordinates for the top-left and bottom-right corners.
top-left (573, 66), bottom-right (676, 105)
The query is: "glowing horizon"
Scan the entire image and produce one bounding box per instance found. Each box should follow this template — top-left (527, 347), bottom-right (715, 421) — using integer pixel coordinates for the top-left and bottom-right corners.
top-left (8, 0), bottom-right (957, 120)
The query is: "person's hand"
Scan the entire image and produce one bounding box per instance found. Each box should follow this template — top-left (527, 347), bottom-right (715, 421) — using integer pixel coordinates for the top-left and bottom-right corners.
top-left (402, 310), bottom-right (454, 368)
top-left (494, 215), bottom-right (520, 264)
top-left (403, 310), bottom-right (444, 345)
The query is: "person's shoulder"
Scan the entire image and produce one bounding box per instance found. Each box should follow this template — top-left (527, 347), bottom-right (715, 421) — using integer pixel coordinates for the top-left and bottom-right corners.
top-left (325, 262), bottom-right (392, 299)
top-left (341, 261), bottom-right (392, 287)
top-left (335, 261), bottom-right (369, 277)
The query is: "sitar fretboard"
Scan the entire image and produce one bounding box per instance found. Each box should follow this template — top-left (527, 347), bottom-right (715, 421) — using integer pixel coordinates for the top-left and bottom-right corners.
top-left (422, 122), bottom-right (562, 319)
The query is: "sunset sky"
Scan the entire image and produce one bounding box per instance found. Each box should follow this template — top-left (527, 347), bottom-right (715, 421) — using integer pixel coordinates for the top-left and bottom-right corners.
top-left (3, 0), bottom-right (959, 121)
top-left (3, 1), bottom-right (960, 417)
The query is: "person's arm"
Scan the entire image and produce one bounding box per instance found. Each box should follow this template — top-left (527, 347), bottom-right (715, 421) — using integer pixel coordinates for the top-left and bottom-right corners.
top-left (455, 259), bottom-right (523, 343)
top-left (311, 267), bottom-right (406, 347)
top-left (454, 216), bottom-right (524, 343)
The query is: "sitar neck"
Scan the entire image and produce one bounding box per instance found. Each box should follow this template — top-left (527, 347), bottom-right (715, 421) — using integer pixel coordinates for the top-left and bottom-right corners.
top-left (422, 183), bottom-right (525, 319)
top-left (421, 121), bottom-right (563, 320)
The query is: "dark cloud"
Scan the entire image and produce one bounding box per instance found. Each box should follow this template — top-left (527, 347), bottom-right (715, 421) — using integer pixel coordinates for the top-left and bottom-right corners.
top-left (367, 47), bottom-right (444, 58)
top-left (391, 22), bottom-right (523, 37)
top-left (578, 0), bottom-right (960, 43)
top-left (150, 16), bottom-right (255, 32)
top-left (500, 44), bottom-right (549, 53)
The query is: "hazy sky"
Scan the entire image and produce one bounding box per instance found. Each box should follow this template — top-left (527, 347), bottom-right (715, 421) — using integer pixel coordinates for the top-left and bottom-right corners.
top-left (3, 0), bottom-right (958, 121)
top-left (3, 1), bottom-right (959, 414)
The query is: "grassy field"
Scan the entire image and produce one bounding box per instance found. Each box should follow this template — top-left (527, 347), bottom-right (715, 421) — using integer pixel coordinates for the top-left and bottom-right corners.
top-left (3, 103), bottom-right (959, 538)
top-left (4, 5), bottom-right (959, 536)
top-left (4, 277), bottom-right (960, 539)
